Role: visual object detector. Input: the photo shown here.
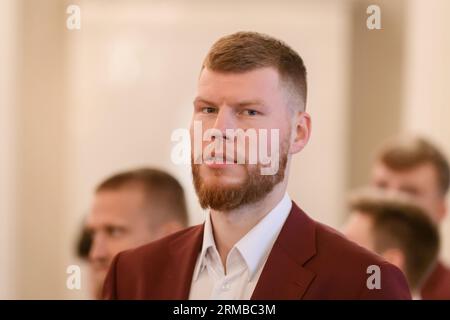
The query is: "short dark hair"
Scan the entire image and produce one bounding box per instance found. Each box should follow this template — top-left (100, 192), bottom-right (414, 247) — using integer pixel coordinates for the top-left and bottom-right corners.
top-left (96, 168), bottom-right (189, 228)
top-left (376, 136), bottom-right (450, 195)
top-left (203, 31), bottom-right (308, 110)
top-left (349, 190), bottom-right (439, 290)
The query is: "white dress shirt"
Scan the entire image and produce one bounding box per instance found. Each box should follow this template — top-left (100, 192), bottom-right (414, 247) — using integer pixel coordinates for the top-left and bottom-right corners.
top-left (188, 193), bottom-right (292, 300)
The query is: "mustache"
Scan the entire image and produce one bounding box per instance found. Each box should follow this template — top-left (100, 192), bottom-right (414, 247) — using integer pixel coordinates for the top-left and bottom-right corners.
top-left (192, 150), bottom-right (246, 164)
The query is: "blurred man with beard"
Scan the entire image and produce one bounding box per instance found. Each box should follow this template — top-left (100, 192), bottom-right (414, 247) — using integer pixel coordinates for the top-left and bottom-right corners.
top-left (103, 32), bottom-right (411, 299)
top-left (85, 168), bottom-right (188, 299)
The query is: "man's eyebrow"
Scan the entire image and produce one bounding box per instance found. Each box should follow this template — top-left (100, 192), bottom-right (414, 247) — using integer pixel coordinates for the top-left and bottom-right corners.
top-left (193, 97), bottom-right (266, 108)
top-left (235, 100), bottom-right (266, 108)
top-left (193, 97), bottom-right (216, 106)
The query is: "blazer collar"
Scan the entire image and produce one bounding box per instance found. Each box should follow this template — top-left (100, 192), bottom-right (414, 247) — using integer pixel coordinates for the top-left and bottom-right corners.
top-left (168, 225), bottom-right (204, 299)
top-left (251, 202), bottom-right (317, 300)
top-left (167, 201), bottom-right (317, 300)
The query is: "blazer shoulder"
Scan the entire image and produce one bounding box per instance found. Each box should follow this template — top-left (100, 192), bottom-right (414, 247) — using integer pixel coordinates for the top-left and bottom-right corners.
top-left (305, 218), bottom-right (411, 299)
top-left (118, 224), bottom-right (203, 265)
top-left (315, 221), bottom-right (386, 266)
top-left (103, 224), bottom-right (204, 299)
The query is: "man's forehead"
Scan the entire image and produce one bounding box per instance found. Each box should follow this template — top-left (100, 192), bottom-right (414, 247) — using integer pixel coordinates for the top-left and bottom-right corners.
top-left (95, 186), bottom-right (145, 203)
top-left (198, 67), bottom-right (281, 90)
top-left (89, 189), bottom-right (147, 219)
top-left (196, 67), bottom-right (286, 108)
top-left (373, 162), bottom-right (443, 197)
top-left (85, 211), bottom-right (125, 228)
top-left (375, 161), bottom-right (438, 182)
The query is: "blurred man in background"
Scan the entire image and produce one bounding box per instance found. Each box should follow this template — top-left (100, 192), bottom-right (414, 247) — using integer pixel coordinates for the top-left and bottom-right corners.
top-left (81, 168), bottom-right (188, 299)
top-left (344, 189), bottom-right (440, 298)
top-left (371, 136), bottom-right (450, 299)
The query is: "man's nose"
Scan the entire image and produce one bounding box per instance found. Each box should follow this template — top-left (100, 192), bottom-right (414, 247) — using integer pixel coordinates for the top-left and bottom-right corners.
top-left (211, 108), bottom-right (237, 140)
top-left (89, 234), bottom-right (109, 263)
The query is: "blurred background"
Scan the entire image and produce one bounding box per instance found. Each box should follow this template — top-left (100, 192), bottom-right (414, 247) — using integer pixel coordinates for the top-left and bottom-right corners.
top-left (1, 0), bottom-right (449, 299)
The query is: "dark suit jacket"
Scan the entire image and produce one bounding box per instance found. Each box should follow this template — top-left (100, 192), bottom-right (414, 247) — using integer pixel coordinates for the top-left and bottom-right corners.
top-left (103, 202), bottom-right (411, 300)
top-left (421, 261), bottom-right (450, 300)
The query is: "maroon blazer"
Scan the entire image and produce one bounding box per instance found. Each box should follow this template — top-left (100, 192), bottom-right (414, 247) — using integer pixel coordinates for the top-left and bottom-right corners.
top-left (103, 202), bottom-right (411, 300)
top-left (421, 261), bottom-right (450, 300)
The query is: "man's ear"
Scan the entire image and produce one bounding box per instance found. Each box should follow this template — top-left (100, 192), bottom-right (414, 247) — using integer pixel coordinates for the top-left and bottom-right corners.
top-left (289, 112), bottom-right (311, 155)
top-left (435, 198), bottom-right (447, 223)
top-left (381, 248), bottom-right (406, 273)
top-left (153, 221), bottom-right (185, 241)
top-left (165, 221), bottom-right (185, 234)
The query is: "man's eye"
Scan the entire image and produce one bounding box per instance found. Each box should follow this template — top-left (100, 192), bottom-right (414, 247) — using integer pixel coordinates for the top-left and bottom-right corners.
top-left (201, 107), bottom-right (216, 114)
top-left (400, 187), bottom-right (420, 196)
top-left (375, 181), bottom-right (388, 189)
top-left (242, 109), bottom-right (259, 116)
top-left (106, 227), bottom-right (125, 238)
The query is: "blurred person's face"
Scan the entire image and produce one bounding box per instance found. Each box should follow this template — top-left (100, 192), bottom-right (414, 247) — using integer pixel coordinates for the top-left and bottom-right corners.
top-left (86, 187), bottom-right (158, 298)
top-left (371, 161), bottom-right (447, 223)
top-left (343, 212), bottom-right (376, 251)
top-left (190, 67), bottom-right (310, 210)
top-left (343, 211), bottom-right (406, 280)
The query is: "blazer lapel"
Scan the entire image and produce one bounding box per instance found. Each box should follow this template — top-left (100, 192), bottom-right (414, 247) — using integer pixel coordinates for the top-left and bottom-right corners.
top-left (165, 225), bottom-right (204, 299)
top-left (251, 202), bottom-right (317, 300)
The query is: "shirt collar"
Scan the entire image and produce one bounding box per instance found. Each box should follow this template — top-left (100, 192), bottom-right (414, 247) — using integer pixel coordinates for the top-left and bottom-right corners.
top-left (193, 193), bottom-right (292, 281)
top-left (235, 193), bottom-right (292, 280)
top-left (192, 210), bottom-right (216, 281)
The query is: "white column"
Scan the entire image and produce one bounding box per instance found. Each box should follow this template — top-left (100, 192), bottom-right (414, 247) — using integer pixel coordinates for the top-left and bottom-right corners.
top-left (0, 0), bottom-right (17, 299)
top-left (402, 0), bottom-right (450, 263)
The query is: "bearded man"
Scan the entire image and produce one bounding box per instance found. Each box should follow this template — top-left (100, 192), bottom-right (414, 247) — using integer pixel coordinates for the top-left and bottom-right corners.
top-left (103, 32), bottom-right (411, 300)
